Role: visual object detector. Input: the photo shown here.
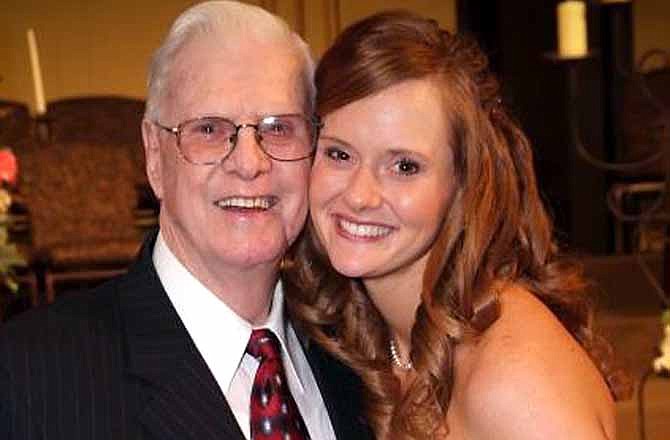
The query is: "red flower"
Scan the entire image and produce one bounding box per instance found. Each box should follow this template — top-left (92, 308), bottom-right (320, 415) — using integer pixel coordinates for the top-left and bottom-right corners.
top-left (0, 149), bottom-right (18, 186)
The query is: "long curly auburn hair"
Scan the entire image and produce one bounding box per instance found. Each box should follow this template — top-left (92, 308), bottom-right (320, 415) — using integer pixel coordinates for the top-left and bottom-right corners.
top-left (283, 10), bottom-right (631, 439)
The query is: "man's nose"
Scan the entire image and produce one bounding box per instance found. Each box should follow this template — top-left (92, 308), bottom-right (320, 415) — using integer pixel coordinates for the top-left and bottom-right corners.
top-left (222, 126), bottom-right (271, 179)
top-left (344, 166), bottom-right (383, 211)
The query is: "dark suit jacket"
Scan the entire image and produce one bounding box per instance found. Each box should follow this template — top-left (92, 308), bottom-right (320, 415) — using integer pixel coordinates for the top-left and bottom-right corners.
top-left (0, 234), bottom-right (373, 440)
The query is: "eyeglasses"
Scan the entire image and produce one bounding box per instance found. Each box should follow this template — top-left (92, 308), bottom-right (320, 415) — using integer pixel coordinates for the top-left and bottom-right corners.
top-left (153, 114), bottom-right (322, 165)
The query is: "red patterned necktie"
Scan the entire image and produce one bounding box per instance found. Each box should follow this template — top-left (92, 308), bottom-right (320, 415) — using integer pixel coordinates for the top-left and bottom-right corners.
top-left (246, 329), bottom-right (311, 440)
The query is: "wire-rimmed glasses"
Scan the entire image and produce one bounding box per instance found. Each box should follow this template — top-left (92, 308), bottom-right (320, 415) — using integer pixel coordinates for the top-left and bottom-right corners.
top-left (153, 114), bottom-right (322, 165)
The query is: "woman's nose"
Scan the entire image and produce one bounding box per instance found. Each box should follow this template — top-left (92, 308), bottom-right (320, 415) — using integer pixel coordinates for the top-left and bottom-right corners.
top-left (344, 166), bottom-right (383, 211)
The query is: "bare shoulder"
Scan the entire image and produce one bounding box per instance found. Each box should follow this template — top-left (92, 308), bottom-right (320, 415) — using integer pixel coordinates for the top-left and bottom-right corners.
top-left (452, 285), bottom-right (615, 440)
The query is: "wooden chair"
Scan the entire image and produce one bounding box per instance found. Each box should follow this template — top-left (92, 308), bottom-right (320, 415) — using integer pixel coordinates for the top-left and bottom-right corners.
top-left (19, 140), bottom-right (144, 303)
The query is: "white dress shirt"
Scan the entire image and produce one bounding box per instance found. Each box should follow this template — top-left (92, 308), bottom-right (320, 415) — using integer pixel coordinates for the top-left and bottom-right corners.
top-left (153, 232), bottom-right (336, 440)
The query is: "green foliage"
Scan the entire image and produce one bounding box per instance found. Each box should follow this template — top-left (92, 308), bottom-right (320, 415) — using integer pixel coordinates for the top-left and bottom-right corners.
top-left (0, 195), bottom-right (27, 294)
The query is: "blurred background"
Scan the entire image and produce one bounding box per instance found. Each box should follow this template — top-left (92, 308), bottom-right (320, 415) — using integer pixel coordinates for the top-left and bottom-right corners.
top-left (1, 1), bottom-right (669, 438)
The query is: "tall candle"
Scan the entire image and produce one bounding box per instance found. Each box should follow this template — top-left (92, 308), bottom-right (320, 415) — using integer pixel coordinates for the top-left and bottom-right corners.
top-left (27, 28), bottom-right (46, 115)
top-left (557, 1), bottom-right (588, 58)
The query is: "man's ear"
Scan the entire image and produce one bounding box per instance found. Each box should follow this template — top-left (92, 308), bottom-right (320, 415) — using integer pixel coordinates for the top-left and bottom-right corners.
top-left (141, 119), bottom-right (164, 201)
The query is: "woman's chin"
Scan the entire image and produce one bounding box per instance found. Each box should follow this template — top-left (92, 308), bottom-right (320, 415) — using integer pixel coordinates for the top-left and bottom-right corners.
top-left (330, 260), bottom-right (370, 279)
top-left (329, 258), bottom-right (384, 280)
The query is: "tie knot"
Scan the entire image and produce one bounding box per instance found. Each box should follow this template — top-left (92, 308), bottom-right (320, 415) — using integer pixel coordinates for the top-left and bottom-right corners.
top-left (247, 328), bottom-right (281, 361)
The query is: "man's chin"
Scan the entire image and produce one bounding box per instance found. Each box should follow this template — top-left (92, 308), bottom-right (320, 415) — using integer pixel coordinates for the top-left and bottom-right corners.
top-left (209, 240), bottom-right (287, 270)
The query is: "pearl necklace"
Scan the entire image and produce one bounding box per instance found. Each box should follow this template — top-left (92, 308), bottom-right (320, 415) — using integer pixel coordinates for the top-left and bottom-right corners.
top-left (389, 337), bottom-right (413, 371)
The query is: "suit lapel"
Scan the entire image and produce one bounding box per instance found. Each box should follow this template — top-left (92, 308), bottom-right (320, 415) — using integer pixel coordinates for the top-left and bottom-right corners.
top-left (303, 338), bottom-right (374, 440)
top-left (118, 233), bottom-right (246, 440)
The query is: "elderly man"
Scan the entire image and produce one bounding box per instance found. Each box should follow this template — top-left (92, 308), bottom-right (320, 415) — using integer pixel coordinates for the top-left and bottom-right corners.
top-left (0, 2), bottom-right (372, 439)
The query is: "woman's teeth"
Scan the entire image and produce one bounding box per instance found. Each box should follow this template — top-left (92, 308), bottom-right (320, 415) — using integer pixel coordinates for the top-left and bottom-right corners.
top-left (339, 218), bottom-right (391, 237)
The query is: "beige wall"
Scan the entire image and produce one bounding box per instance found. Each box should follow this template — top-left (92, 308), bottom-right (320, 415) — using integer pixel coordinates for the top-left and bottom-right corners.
top-left (5, 0), bottom-right (665, 115)
top-left (1, 0), bottom-right (456, 114)
top-left (634, 0), bottom-right (670, 70)
top-left (2, 0), bottom-right (199, 110)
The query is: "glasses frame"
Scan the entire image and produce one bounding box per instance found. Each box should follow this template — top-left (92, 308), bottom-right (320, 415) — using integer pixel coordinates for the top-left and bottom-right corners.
top-left (152, 113), bottom-right (323, 165)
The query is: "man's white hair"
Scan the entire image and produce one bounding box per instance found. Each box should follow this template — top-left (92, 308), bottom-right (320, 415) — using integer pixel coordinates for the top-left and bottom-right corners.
top-left (144, 0), bottom-right (315, 121)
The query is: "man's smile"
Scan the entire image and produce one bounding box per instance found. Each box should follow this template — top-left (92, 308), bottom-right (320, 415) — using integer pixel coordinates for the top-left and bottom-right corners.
top-left (214, 195), bottom-right (278, 210)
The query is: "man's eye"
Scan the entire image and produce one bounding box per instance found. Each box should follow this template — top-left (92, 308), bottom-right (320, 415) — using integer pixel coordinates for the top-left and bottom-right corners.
top-left (394, 158), bottom-right (420, 175)
top-left (264, 121), bottom-right (291, 137)
top-left (198, 123), bottom-right (216, 135)
top-left (325, 147), bottom-right (350, 162)
top-left (189, 120), bottom-right (221, 137)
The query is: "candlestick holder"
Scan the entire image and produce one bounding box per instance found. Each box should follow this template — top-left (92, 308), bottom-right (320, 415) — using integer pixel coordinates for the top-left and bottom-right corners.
top-left (544, 50), bottom-right (662, 173)
top-left (544, 47), bottom-right (670, 306)
top-left (543, 50), bottom-right (595, 64)
top-left (32, 114), bottom-right (51, 144)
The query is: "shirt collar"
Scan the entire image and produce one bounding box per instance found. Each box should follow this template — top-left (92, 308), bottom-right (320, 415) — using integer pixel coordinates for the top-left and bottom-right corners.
top-left (152, 231), bottom-right (305, 392)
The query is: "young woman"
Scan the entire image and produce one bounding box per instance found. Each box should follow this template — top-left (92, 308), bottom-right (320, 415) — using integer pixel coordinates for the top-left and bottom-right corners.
top-left (284, 10), bottom-right (630, 440)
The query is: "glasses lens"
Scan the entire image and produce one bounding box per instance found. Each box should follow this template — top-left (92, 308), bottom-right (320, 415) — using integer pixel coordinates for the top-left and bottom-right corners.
top-left (180, 117), bottom-right (236, 164)
top-left (258, 115), bottom-right (315, 160)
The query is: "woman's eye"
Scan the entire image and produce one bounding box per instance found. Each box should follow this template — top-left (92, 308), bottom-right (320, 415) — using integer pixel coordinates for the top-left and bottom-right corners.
top-left (324, 147), bottom-right (350, 162)
top-left (394, 158), bottom-right (420, 175)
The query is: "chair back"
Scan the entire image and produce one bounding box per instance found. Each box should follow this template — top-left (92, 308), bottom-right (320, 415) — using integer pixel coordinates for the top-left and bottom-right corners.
top-left (20, 141), bottom-right (141, 264)
top-left (46, 96), bottom-right (147, 183)
top-left (46, 96), bottom-right (144, 145)
top-left (0, 100), bottom-right (32, 147)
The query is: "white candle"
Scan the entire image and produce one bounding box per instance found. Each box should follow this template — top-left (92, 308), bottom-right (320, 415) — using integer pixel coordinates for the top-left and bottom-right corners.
top-left (557, 1), bottom-right (588, 58)
top-left (27, 28), bottom-right (46, 115)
